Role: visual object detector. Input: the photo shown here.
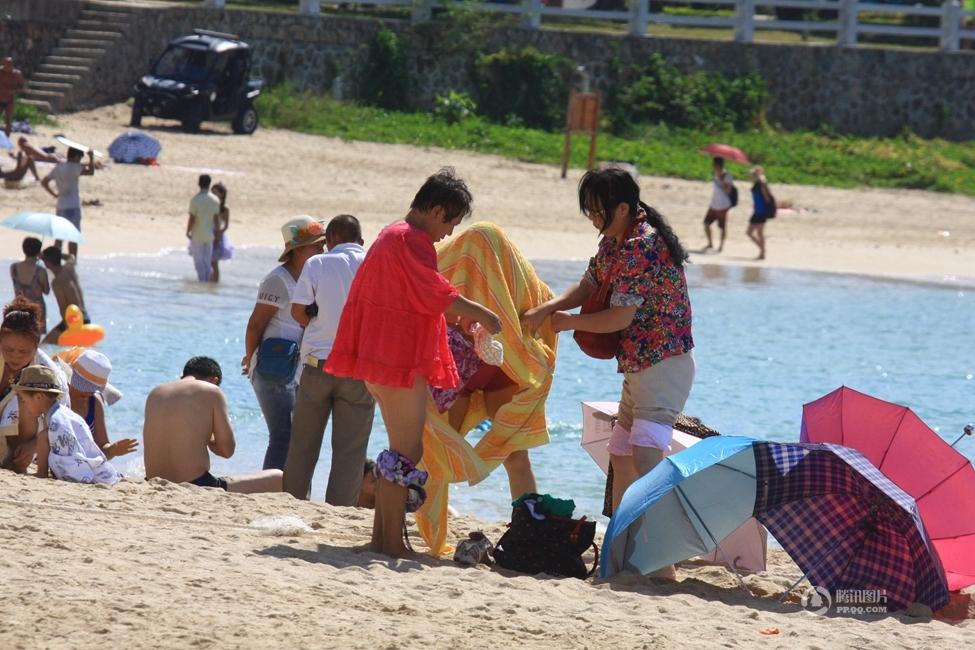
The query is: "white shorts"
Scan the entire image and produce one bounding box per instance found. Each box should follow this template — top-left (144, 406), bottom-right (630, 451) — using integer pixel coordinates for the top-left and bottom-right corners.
top-left (608, 351), bottom-right (696, 456)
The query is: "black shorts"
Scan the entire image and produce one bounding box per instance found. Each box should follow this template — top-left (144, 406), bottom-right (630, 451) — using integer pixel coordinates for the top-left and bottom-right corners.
top-left (749, 213), bottom-right (769, 224)
top-left (704, 208), bottom-right (729, 228)
top-left (190, 471), bottom-right (229, 490)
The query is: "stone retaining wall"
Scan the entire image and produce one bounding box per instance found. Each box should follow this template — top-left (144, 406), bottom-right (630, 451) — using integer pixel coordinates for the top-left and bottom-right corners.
top-left (5, 1), bottom-right (975, 139)
top-left (0, 0), bottom-right (80, 77)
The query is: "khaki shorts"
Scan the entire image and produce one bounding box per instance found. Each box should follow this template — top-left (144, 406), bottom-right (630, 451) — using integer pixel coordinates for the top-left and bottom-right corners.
top-left (610, 351), bottom-right (696, 454)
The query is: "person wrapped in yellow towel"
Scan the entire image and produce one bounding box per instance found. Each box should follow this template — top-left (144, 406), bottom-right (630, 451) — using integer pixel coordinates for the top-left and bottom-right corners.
top-left (417, 222), bottom-right (558, 556)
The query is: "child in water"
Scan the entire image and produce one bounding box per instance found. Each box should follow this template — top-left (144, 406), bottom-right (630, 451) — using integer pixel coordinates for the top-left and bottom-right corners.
top-left (17, 364), bottom-right (120, 485)
top-left (326, 169), bottom-right (502, 556)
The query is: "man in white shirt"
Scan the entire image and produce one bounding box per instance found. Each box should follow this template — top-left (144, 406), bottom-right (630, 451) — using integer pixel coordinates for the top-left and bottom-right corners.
top-left (702, 156), bottom-right (735, 253)
top-left (185, 174), bottom-right (220, 282)
top-left (285, 214), bottom-right (375, 504)
top-left (41, 146), bottom-right (94, 258)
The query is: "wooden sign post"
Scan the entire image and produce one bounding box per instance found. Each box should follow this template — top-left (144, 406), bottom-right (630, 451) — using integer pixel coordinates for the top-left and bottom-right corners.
top-left (561, 90), bottom-right (601, 179)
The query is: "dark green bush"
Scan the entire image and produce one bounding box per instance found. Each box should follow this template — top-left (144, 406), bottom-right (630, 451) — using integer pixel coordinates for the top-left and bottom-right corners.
top-left (474, 47), bottom-right (575, 131)
top-left (359, 28), bottom-right (412, 111)
top-left (608, 55), bottom-right (770, 134)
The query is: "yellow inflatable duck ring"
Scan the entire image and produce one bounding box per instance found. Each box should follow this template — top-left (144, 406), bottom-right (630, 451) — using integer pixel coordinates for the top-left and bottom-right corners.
top-left (57, 305), bottom-right (105, 347)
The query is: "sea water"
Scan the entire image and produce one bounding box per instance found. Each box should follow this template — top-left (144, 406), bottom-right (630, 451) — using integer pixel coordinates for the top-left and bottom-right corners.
top-left (13, 248), bottom-right (973, 526)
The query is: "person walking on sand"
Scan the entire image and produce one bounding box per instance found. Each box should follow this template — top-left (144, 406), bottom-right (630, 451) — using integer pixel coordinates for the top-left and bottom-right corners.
top-left (210, 182), bottom-right (234, 283)
top-left (186, 174), bottom-right (220, 282)
top-left (9, 237), bottom-right (49, 333)
top-left (285, 214), bottom-right (374, 504)
top-left (325, 168), bottom-right (502, 557)
top-left (40, 247), bottom-right (89, 345)
top-left (746, 166), bottom-right (774, 261)
top-left (0, 58), bottom-right (24, 137)
top-left (702, 157), bottom-right (734, 253)
top-left (41, 147), bottom-right (95, 258)
top-left (242, 216), bottom-right (326, 471)
top-left (143, 356), bottom-right (283, 493)
top-left (523, 168), bottom-right (695, 576)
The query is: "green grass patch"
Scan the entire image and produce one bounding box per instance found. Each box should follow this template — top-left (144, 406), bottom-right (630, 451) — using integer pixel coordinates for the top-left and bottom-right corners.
top-left (14, 103), bottom-right (56, 127)
top-left (256, 85), bottom-right (975, 195)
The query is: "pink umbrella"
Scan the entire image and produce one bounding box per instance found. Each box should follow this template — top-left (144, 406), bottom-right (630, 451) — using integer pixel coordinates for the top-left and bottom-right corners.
top-left (801, 386), bottom-right (975, 591)
top-left (699, 143), bottom-right (750, 164)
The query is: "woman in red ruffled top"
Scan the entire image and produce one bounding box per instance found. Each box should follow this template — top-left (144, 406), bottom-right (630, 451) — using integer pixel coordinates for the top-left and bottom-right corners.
top-left (326, 168), bottom-right (501, 557)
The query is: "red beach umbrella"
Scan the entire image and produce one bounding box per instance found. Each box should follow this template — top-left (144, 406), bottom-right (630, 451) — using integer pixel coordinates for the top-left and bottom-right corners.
top-left (699, 143), bottom-right (750, 164)
top-left (801, 386), bottom-right (975, 591)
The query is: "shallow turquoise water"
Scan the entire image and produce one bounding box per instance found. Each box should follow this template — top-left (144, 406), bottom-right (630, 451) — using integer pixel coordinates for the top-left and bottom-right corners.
top-left (12, 248), bottom-right (973, 526)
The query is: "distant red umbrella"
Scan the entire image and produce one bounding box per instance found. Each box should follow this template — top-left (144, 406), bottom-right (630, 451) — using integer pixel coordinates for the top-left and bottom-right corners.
top-left (699, 143), bottom-right (750, 164)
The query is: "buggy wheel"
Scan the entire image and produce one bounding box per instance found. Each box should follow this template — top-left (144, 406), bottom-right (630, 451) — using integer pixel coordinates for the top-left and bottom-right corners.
top-left (232, 102), bottom-right (258, 135)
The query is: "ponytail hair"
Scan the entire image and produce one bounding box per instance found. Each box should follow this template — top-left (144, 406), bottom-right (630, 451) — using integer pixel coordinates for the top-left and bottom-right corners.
top-left (1, 295), bottom-right (43, 344)
top-left (639, 200), bottom-right (687, 266)
top-left (579, 168), bottom-right (688, 267)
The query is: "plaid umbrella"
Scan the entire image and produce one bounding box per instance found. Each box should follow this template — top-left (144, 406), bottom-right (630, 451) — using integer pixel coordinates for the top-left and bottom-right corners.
top-left (108, 130), bottom-right (161, 164)
top-left (754, 441), bottom-right (949, 610)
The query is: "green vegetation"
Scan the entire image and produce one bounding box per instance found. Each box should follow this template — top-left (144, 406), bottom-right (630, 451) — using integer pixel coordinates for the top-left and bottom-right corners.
top-left (14, 103), bottom-right (56, 127)
top-left (608, 55), bottom-right (770, 134)
top-left (474, 47), bottom-right (575, 131)
top-left (359, 29), bottom-right (412, 111)
top-left (256, 84), bottom-right (975, 195)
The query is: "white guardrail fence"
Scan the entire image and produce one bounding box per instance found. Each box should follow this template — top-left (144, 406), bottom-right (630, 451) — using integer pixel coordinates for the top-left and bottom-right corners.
top-left (201, 0), bottom-right (975, 52)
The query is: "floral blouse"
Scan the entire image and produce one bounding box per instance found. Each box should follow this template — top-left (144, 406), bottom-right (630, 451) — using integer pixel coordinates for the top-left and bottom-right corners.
top-left (583, 218), bottom-right (694, 373)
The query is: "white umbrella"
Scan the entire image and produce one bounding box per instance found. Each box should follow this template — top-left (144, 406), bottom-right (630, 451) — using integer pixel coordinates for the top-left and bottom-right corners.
top-left (0, 212), bottom-right (85, 243)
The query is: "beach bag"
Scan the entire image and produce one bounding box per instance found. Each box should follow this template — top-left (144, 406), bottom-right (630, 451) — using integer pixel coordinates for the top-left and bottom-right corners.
top-left (492, 496), bottom-right (599, 579)
top-left (765, 185), bottom-right (777, 219)
top-left (573, 224), bottom-right (637, 360)
top-left (728, 181), bottom-right (739, 208)
top-left (573, 276), bottom-right (619, 360)
top-left (255, 337), bottom-right (299, 383)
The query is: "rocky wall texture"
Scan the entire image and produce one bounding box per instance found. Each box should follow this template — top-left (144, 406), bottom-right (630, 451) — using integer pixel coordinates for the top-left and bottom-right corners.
top-left (0, 0), bottom-right (79, 77)
top-left (11, 1), bottom-right (975, 139)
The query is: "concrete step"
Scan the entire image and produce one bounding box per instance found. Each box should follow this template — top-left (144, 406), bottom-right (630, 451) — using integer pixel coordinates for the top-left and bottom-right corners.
top-left (27, 80), bottom-right (75, 92)
top-left (22, 89), bottom-right (66, 101)
top-left (39, 63), bottom-right (91, 75)
top-left (66, 29), bottom-right (124, 41)
top-left (77, 20), bottom-right (131, 31)
top-left (86, 1), bottom-right (137, 12)
top-left (20, 98), bottom-right (54, 114)
top-left (60, 38), bottom-right (116, 50)
top-left (46, 56), bottom-right (98, 67)
top-left (51, 47), bottom-right (106, 59)
top-left (79, 10), bottom-right (132, 22)
top-left (32, 72), bottom-right (84, 84)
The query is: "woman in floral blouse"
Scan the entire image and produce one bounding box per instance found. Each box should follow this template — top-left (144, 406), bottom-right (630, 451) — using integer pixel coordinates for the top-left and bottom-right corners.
top-left (523, 168), bottom-right (695, 516)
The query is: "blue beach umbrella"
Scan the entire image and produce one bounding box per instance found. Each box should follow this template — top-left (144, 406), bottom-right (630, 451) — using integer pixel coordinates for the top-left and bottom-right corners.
top-left (601, 438), bottom-right (950, 611)
top-left (601, 435), bottom-right (759, 581)
top-left (107, 130), bottom-right (161, 164)
top-left (0, 211), bottom-right (85, 243)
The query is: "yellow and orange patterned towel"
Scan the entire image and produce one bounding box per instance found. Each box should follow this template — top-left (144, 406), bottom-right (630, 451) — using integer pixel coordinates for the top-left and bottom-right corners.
top-left (416, 222), bottom-right (558, 556)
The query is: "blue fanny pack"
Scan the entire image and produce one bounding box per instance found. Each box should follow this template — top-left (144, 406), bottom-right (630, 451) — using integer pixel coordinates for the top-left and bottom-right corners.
top-left (256, 337), bottom-right (299, 383)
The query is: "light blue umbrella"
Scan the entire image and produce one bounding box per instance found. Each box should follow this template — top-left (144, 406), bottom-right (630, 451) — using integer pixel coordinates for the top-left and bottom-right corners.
top-left (108, 130), bottom-right (161, 163)
top-left (601, 435), bottom-right (759, 581)
top-left (0, 212), bottom-right (85, 243)
top-left (0, 131), bottom-right (13, 151)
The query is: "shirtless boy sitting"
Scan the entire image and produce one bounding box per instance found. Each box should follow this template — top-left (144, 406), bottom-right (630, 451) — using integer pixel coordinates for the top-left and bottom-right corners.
top-left (142, 356), bottom-right (282, 493)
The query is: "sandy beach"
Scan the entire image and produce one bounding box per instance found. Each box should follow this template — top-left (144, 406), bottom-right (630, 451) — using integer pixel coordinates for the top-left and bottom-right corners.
top-left (1, 105), bottom-right (972, 647)
top-left (1, 471), bottom-right (970, 649)
top-left (1, 104), bottom-right (973, 285)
